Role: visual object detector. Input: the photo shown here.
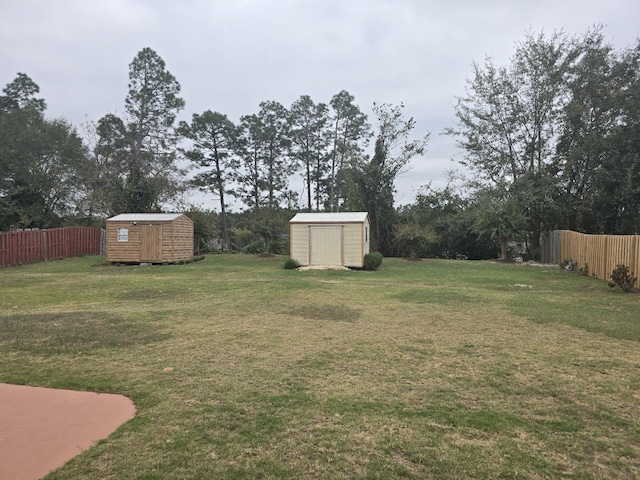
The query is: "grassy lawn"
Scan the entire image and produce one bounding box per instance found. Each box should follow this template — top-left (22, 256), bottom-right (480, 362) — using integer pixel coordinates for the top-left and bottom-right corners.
top-left (1, 255), bottom-right (639, 479)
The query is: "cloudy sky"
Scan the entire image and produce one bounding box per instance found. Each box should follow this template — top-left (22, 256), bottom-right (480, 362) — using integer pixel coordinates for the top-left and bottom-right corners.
top-left (1, 0), bottom-right (638, 210)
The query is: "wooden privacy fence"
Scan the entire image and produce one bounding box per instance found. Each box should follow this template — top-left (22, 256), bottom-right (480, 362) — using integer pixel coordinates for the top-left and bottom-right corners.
top-left (0, 227), bottom-right (104, 268)
top-left (541, 230), bottom-right (640, 289)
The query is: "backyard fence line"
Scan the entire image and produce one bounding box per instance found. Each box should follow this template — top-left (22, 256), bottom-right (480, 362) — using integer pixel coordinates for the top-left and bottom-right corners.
top-left (541, 230), bottom-right (640, 289)
top-left (0, 227), bottom-right (105, 268)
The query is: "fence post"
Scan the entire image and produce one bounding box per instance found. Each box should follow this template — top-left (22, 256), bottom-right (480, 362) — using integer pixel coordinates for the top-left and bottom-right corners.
top-left (631, 236), bottom-right (637, 289)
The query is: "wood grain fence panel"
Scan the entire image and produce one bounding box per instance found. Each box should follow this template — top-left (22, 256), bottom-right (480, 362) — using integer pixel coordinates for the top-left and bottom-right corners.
top-left (1, 227), bottom-right (103, 268)
top-left (633, 238), bottom-right (640, 289)
top-left (63, 228), bottom-right (70, 258)
top-left (551, 230), bottom-right (640, 289)
top-left (606, 236), bottom-right (633, 278)
top-left (46, 229), bottom-right (57, 260)
top-left (560, 230), bottom-right (586, 266)
top-left (0, 233), bottom-right (7, 266)
top-left (588, 235), bottom-right (602, 279)
top-left (70, 227), bottom-right (80, 257)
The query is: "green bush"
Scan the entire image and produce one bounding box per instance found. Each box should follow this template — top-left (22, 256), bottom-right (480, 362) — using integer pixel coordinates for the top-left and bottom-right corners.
top-left (610, 264), bottom-right (637, 292)
top-left (245, 240), bottom-right (265, 254)
top-left (244, 237), bottom-right (289, 255)
top-left (364, 252), bottom-right (383, 270)
top-left (270, 236), bottom-right (289, 255)
top-left (283, 258), bottom-right (301, 270)
top-left (230, 228), bottom-right (257, 251)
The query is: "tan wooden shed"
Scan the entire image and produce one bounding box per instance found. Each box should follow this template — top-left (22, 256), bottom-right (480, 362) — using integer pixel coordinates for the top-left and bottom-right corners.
top-left (289, 212), bottom-right (370, 267)
top-left (106, 213), bottom-right (194, 264)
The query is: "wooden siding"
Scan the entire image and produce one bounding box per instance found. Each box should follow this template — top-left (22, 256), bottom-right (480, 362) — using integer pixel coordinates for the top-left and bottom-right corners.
top-left (169, 215), bottom-right (195, 261)
top-left (106, 214), bottom-right (194, 263)
top-left (106, 222), bottom-right (141, 262)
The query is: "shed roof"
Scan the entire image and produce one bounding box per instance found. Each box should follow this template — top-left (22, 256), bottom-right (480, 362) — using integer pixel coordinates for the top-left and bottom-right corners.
top-left (107, 213), bottom-right (187, 222)
top-left (289, 212), bottom-right (369, 224)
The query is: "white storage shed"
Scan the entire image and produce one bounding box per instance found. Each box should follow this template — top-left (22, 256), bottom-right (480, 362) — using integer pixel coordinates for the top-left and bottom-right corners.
top-left (289, 212), bottom-right (370, 268)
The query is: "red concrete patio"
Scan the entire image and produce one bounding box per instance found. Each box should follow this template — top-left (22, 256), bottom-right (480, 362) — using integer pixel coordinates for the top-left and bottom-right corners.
top-left (0, 383), bottom-right (135, 480)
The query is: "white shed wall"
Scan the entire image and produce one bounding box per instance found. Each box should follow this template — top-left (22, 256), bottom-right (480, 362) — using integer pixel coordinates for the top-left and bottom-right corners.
top-left (290, 223), bottom-right (309, 265)
top-left (289, 215), bottom-right (370, 268)
top-left (342, 223), bottom-right (363, 267)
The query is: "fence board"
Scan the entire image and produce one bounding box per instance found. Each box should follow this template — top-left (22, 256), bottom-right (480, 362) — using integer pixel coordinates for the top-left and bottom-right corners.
top-left (544, 230), bottom-right (639, 289)
top-left (0, 227), bottom-right (104, 268)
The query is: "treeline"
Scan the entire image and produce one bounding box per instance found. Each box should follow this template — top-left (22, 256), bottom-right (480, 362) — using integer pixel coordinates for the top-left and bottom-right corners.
top-left (0, 48), bottom-right (428, 255)
top-left (1, 27), bottom-right (639, 260)
top-left (441, 27), bottom-right (640, 258)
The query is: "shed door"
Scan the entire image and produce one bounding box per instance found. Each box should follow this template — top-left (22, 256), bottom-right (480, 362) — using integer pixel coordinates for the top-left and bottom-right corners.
top-left (140, 224), bottom-right (162, 262)
top-left (310, 226), bottom-right (342, 265)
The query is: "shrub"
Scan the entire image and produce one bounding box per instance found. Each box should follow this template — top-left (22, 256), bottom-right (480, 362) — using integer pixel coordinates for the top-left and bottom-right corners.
top-left (578, 263), bottom-right (589, 276)
top-left (245, 240), bottom-right (265, 254)
top-left (270, 236), bottom-right (289, 255)
top-left (610, 264), bottom-right (637, 292)
top-left (244, 237), bottom-right (289, 255)
top-left (230, 228), bottom-right (257, 250)
top-left (364, 252), bottom-right (383, 270)
top-left (283, 258), bottom-right (301, 270)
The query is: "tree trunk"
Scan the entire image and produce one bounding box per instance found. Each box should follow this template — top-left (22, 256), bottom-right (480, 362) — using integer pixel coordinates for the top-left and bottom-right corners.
top-left (219, 190), bottom-right (229, 251)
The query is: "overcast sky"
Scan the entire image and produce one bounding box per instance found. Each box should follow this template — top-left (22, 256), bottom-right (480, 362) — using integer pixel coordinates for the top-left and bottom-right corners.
top-left (1, 0), bottom-right (638, 210)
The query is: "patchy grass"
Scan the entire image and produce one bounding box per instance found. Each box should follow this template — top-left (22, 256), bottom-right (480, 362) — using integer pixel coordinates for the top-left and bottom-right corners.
top-left (1, 255), bottom-right (640, 479)
top-left (0, 311), bottom-right (169, 354)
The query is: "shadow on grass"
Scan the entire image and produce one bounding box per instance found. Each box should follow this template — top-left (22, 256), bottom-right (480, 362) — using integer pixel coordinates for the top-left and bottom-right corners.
top-left (0, 311), bottom-right (170, 354)
top-left (394, 286), bottom-right (490, 305)
top-left (286, 304), bottom-right (361, 323)
top-left (506, 295), bottom-right (640, 342)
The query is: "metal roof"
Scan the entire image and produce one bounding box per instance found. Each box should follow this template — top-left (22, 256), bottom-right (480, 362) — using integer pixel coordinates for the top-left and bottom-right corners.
top-left (107, 213), bottom-right (186, 222)
top-left (289, 212), bottom-right (369, 223)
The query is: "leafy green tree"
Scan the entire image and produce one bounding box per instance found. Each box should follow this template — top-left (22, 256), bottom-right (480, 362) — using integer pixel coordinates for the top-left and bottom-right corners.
top-left (0, 72), bottom-right (46, 113)
top-left (328, 91), bottom-right (371, 211)
top-left (183, 207), bottom-right (220, 254)
top-left (591, 40), bottom-right (640, 234)
top-left (394, 221), bottom-right (437, 259)
top-left (346, 103), bottom-right (430, 255)
top-left (179, 111), bottom-right (238, 250)
top-left (229, 207), bottom-right (291, 255)
top-left (407, 184), bottom-right (473, 259)
top-left (258, 101), bottom-right (293, 208)
top-left (555, 30), bottom-right (616, 232)
top-left (399, 176), bottom-right (499, 260)
top-left (0, 73), bottom-right (87, 229)
top-left (447, 31), bottom-right (575, 249)
top-left (235, 113), bottom-right (266, 210)
top-left (84, 114), bottom-right (130, 216)
top-left (234, 101), bottom-right (293, 211)
top-left (91, 48), bottom-right (185, 215)
top-left (471, 185), bottom-right (526, 260)
top-left (447, 28), bottom-right (640, 245)
top-left (289, 95), bottom-right (330, 211)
